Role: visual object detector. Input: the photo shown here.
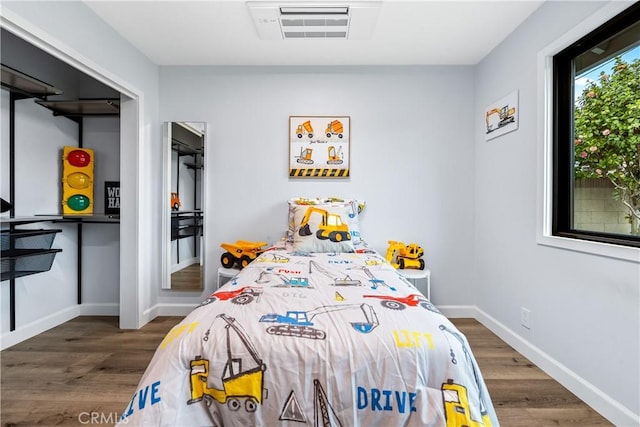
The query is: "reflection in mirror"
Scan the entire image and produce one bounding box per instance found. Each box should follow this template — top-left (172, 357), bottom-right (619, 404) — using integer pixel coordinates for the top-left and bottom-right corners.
top-left (163, 122), bottom-right (204, 291)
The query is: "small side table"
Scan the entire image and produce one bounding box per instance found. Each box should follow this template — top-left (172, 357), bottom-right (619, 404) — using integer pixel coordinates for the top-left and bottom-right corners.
top-left (217, 267), bottom-right (239, 288)
top-left (398, 268), bottom-right (431, 300)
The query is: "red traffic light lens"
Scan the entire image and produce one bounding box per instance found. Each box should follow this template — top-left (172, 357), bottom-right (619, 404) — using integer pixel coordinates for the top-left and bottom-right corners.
top-left (67, 149), bottom-right (91, 167)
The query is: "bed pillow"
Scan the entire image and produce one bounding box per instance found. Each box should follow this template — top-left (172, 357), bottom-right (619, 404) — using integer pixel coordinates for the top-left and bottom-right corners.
top-left (288, 201), bottom-right (358, 253)
top-left (287, 197), bottom-right (364, 244)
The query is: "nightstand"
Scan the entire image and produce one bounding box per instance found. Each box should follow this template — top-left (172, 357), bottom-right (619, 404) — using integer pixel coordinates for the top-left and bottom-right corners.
top-left (217, 267), bottom-right (239, 288)
top-left (398, 268), bottom-right (431, 300)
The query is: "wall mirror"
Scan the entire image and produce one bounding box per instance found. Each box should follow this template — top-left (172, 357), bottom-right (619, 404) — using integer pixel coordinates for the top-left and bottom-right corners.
top-left (162, 121), bottom-right (205, 291)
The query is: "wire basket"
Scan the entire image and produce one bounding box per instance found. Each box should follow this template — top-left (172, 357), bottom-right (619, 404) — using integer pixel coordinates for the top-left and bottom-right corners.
top-left (1, 229), bottom-right (61, 251)
top-left (1, 248), bottom-right (63, 281)
top-left (1, 229), bottom-right (62, 281)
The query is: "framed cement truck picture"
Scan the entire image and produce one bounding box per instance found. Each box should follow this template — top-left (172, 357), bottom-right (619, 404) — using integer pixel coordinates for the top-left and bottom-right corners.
top-left (289, 116), bottom-right (350, 178)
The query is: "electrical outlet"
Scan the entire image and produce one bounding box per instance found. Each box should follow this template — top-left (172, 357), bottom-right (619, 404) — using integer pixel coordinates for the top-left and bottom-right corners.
top-left (521, 307), bottom-right (531, 330)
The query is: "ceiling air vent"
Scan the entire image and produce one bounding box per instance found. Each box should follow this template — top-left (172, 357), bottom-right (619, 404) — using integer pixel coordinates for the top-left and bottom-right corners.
top-left (247, 2), bottom-right (381, 40)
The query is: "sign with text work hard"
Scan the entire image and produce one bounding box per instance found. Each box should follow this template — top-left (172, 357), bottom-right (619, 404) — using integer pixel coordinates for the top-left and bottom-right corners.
top-left (104, 181), bottom-right (120, 215)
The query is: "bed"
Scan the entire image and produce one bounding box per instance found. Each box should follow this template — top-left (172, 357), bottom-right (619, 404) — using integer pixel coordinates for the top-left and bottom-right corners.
top-left (118, 198), bottom-right (498, 426)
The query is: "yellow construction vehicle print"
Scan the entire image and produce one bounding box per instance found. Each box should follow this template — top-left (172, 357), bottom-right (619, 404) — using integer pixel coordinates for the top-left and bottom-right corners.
top-left (327, 146), bottom-right (343, 165)
top-left (325, 120), bottom-right (344, 139)
top-left (297, 147), bottom-right (314, 164)
top-left (442, 380), bottom-right (492, 427)
top-left (187, 314), bottom-right (267, 412)
top-left (296, 120), bottom-right (314, 138)
top-left (485, 105), bottom-right (516, 134)
top-left (299, 207), bottom-right (351, 243)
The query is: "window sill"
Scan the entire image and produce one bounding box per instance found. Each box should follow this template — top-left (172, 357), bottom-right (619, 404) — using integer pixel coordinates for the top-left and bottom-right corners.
top-left (537, 234), bottom-right (640, 263)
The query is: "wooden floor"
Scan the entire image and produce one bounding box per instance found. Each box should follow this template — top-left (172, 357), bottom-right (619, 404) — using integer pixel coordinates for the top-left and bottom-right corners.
top-left (0, 317), bottom-right (611, 426)
top-left (170, 263), bottom-right (202, 291)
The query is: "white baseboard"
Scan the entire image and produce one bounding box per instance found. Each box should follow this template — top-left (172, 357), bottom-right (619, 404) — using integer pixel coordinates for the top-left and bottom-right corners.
top-left (0, 305), bottom-right (80, 350)
top-left (1, 303), bottom-right (118, 350)
top-left (474, 306), bottom-right (639, 427)
top-left (149, 303), bottom-right (198, 317)
top-left (171, 257), bottom-right (199, 274)
top-left (436, 304), bottom-right (477, 318)
top-left (78, 303), bottom-right (119, 316)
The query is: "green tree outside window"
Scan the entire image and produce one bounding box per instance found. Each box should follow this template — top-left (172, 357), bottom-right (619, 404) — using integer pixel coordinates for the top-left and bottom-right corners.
top-left (574, 56), bottom-right (640, 234)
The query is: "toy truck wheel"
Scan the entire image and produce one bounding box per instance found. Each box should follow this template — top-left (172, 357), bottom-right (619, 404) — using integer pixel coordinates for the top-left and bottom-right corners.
top-left (308, 133), bottom-right (313, 138)
top-left (240, 256), bottom-right (251, 268)
top-left (398, 259), bottom-right (405, 269)
top-left (221, 252), bottom-right (235, 268)
top-left (338, 134), bottom-right (343, 138)
top-left (419, 259), bottom-right (425, 270)
top-left (173, 203), bottom-right (179, 210)
top-left (297, 133), bottom-right (303, 138)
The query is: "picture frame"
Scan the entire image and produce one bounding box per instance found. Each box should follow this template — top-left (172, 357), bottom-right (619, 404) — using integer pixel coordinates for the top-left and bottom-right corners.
top-left (289, 116), bottom-right (350, 178)
top-left (484, 90), bottom-right (519, 141)
top-left (104, 181), bottom-right (120, 215)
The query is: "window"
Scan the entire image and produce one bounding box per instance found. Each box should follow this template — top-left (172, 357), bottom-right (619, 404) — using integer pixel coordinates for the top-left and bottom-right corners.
top-left (553, 3), bottom-right (640, 248)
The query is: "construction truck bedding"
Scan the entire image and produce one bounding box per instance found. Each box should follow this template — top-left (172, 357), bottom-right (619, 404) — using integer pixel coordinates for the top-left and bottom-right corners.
top-left (118, 246), bottom-right (498, 426)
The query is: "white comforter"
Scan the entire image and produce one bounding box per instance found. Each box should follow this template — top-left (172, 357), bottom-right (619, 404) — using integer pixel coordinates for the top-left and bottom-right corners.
top-left (118, 248), bottom-right (498, 426)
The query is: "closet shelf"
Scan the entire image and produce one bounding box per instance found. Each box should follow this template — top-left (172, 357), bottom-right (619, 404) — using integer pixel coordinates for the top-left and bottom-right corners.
top-left (1, 64), bottom-right (63, 99)
top-left (35, 99), bottom-right (120, 117)
top-left (1, 214), bottom-right (120, 225)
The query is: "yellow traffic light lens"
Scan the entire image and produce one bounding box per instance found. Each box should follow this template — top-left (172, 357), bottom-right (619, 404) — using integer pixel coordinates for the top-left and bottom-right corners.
top-left (67, 172), bottom-right (91, 189)
top-left (67, 194), bottom-right (90, 211)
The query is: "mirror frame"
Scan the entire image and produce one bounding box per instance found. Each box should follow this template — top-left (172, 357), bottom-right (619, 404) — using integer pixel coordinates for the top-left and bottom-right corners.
top-left (161, 121), bottom-right (205, 290)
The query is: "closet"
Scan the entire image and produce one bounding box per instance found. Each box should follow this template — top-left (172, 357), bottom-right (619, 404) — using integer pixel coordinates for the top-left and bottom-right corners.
top-left (1, 29), bottom-right (122, 333)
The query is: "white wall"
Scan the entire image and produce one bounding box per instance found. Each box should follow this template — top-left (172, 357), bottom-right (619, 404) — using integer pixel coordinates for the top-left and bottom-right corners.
top-left (158, 66), bottom-right (477, 306)
top-left (474, 1), bottom-right (639, 424)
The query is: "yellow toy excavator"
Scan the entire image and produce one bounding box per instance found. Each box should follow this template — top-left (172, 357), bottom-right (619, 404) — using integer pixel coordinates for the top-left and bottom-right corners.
top-left (386, 240), bottom-right (425, 270)
top-left (298, 207), bottom-right (351, 242)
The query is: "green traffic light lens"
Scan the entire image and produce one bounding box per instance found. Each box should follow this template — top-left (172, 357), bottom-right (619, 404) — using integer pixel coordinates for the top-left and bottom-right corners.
top-left (68, 194), bottom-right (90, 211)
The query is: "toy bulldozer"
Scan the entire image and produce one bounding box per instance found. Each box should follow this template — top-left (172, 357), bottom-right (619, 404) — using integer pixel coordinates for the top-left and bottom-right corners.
top-left (386, 240), bottom-right (425, 270)
top-left (220, 240), bottom-right (268, 269)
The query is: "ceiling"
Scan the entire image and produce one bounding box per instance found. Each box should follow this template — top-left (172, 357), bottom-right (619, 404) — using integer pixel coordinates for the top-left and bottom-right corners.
top-left (84, 0), bottom-right (544, 66)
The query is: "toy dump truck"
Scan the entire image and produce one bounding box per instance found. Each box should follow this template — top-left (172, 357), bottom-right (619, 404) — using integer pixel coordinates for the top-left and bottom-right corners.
top-left (220, 240), bottom-right (268, 269)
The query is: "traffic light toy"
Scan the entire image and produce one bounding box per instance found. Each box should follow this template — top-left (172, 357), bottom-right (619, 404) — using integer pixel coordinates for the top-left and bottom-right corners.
top-left (62, 146), bottom-right (94, 214)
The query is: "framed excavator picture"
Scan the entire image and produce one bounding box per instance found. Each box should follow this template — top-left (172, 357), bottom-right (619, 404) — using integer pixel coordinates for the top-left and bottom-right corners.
top-left (484, 90), bottom-right (519, 141)
top-left (289, 115), bottom-right (350, 178)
